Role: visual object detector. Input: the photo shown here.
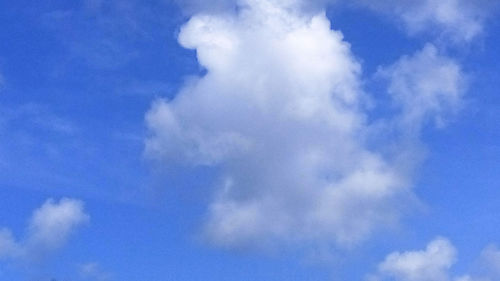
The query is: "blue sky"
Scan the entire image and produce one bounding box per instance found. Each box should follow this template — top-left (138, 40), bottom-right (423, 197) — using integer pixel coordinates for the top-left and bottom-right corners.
top-left (0, 0), bottom-right (499, 280)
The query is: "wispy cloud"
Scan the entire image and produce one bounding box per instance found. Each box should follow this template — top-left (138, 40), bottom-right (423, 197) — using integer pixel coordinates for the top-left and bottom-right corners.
top-left (0, 103), bottom-right (78, 135)
top-left (41, 0), bottom-right (172, 70)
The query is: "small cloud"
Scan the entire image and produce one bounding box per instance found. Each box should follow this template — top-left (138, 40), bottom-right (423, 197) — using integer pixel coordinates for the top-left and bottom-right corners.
top-left (377, 44), bottom-right (465, 132)
top-left (341, 0), bottom-right (489, 43)
top-left (398, 0), bottom-right (484, 42)
top-left (0, 198), bottom-right (89, 263)
top-left (477, 245), bottom-right (500, 279)
top-left (369, 238), bottom-right (500, 281)
top-left (376, 237), bottom-right (456, 281)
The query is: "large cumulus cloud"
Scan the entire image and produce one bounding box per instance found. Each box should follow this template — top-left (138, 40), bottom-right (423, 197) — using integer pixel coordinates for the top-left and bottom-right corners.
top-left (146, 0), bottom-right (465, 249)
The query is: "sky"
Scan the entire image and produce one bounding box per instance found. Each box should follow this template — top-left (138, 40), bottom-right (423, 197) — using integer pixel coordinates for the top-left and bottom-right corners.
top-left (0, 0), bottom-right (499, 280)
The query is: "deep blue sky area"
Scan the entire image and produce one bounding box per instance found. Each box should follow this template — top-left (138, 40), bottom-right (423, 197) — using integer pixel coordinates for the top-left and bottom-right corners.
top-left (0, 1), bottom-right (499, 281)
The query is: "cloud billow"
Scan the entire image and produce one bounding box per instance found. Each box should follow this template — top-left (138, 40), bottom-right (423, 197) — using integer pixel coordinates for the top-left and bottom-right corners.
top-left (146, 0), bottom-right (466, 249)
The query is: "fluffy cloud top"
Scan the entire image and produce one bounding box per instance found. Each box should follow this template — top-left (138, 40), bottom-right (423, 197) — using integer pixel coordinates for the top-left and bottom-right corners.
top-left (0, 198), bottom-right (89, 262)
top-left (176, 0), bottom-right (486, 42)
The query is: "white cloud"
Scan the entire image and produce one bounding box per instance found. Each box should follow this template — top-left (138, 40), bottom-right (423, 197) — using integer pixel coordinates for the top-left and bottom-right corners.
top-left (378, 44), bottom-right (465, 132)
top-left (0, 198), bottom-right (89, 262)
top-left (399, 0), bottom-right (483, 41)
top-left (26, 198), bottom-right (89, 256)
top-left (145, 0), bottom-right (468, 250)
top-left (375, 238), bottom-right (457, 281)
top-left (369, 239), bottom-right (500, 281)
top-left (354, 0), bottom-right (485, 42)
